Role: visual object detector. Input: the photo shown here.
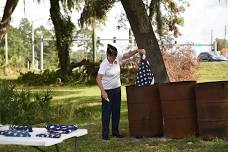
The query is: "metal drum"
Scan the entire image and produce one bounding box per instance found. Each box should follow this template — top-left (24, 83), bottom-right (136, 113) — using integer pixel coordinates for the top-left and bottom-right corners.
top-left (159, 81), bottom-right (197, 139)
top-left (126, 85), bottom-right (163, 137)
top-left (196, 81), bottom-right (228, 139)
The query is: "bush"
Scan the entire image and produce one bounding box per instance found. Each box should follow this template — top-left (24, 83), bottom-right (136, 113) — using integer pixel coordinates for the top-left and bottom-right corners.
top-left (0, 81), bottom-right (52, 125)
top-left (71, 63), bottom-right (99, 85)
top-left (162, 48), bottom-right (199, 82)
top-left (17, 70), bottom-right (59, 86)
top-left (17, 63), bottom-right (99, 86)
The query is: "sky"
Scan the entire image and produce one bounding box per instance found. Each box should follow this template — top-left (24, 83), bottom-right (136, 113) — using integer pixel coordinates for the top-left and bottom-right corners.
top-left (179, 0), bottom-right (228, 44)
top-left (1, 0), bottom-right (228, 52)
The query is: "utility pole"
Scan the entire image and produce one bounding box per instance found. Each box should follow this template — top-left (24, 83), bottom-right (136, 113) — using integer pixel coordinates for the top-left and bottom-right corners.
top-left (31, 22), bottom-right (35, 67)
top-left (38, 32), bottom-right (43, 71)
top-left (214, 40), bottom-right (217, 52)
top-left (210, 29), bottom-right (213, 51)
top-left (5, 33), bottom-right (8, 64)
top-left (225, 25), bottom-right (227, 50)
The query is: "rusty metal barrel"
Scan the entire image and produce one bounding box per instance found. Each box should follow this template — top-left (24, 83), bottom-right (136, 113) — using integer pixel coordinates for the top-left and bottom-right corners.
top-left (159, 81), bottom-right (197, 139)
top-left (195, 81), bottom-right (228, 139)
top-left (126, 85), bottom-right (163, 137)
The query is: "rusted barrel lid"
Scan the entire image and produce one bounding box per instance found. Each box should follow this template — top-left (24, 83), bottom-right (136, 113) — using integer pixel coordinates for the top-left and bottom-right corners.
top-left (126, 84), bottom-right (159, 103)
top-left (159, 81), bottom-right (196, 102)
top-left (196, 81), bottom-right (228, 102)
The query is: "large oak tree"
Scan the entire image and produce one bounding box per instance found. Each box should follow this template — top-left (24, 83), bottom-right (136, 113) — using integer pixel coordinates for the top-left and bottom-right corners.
top-left (121, 0), bottom-right (169, 83)
top-left (0, 0), bottom-right (187, 82)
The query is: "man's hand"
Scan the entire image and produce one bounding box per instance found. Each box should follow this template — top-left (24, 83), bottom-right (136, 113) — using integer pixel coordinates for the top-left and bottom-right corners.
top-left (101, 90), bottom-right (108, 100)
top-left (137, 49), bottom-right (146, 55)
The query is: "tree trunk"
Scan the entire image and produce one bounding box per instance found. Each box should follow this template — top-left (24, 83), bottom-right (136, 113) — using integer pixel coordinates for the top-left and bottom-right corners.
top-left (121, 0), bottom-right (169, 83)
top-left (50, 0), bottom-right (74, 76)
top-left (0, 0), bottom-right (19, 39)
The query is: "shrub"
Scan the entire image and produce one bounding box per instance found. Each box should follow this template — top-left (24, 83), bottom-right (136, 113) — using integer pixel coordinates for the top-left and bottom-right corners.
top-left (17, 70), bottom-right (59, 86)
top-left (17, 63), bottom-right (99, 86)
top-left (0, 81), bottom-right (52, 125)
top-left (162, 48), bottom-right (199, 82)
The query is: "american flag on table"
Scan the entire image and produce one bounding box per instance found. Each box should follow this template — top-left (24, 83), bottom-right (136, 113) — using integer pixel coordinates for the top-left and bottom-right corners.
top-left (135, 56), bottom-right (154, 86)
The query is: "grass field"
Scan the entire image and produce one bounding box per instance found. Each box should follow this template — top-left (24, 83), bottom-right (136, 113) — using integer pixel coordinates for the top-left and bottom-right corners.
top-left (197, 62), bottom-right (228, 82)
top-left (0, 62), bottom-right (228, 152)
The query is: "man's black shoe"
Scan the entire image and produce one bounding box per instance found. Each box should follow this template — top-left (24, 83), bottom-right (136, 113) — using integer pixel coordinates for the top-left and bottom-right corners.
top-left (113, 134), bottom-right (124, 138)
top-left (102, 136), bottom-right (110, 140)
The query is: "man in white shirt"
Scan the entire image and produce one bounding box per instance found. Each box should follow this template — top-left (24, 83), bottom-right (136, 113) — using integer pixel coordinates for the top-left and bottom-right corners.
top-left (96, 44), bottom-right (145, 140)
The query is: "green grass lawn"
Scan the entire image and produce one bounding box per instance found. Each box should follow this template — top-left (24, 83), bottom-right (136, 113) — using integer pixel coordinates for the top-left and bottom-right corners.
top-left (197, 62), bottom-right (228, 82)
top-left (0, 62), bottom-right (228, 151)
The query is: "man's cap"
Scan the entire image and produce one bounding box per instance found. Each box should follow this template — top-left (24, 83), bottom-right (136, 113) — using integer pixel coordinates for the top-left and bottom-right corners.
top-left (107, 44), bottom-right (117, 56)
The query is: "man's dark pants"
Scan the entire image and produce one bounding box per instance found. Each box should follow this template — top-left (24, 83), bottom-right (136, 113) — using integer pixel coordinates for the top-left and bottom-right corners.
top-left (101, 87), bottom-right (121, 139)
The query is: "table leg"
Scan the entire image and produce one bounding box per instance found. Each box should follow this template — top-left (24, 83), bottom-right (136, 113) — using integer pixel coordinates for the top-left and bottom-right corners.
top-left (32, 146), bottom-right (46, 152)
top-left (55, 144), bottom-right (60, 152)
top-left (73, 137), bottom-right (78, 152)
top-left (32, 145), bottom-right (60, 152)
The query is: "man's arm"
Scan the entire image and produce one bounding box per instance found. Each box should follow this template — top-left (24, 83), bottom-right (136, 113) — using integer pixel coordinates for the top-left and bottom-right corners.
top-left (96, 74), bottom-right (108, 99)
top-left (122, 49), bottom-right (145, 60)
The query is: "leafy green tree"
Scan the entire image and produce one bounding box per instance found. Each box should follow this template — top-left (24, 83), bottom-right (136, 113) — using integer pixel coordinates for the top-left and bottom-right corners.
top-left (49, 0), bottom-right (78, 76)
top-left (0, 0), bottom-right (75, 76)
top-left (0, 18), bottom-right (58, 72)
top-left (18, 18), bottom-right (32, 59)
top-left (0, 25), bottom-right (28, 69)
top-left (73, 28), bottom-right (104, 61)
top-left (215, 38), bottom-right (228, 51)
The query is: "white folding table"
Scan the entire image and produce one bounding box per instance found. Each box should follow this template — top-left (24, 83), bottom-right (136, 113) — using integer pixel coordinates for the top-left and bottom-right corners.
top-left (0, 127), bottom-right (88, 152)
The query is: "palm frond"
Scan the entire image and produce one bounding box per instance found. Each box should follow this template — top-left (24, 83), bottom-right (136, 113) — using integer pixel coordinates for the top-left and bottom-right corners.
top-left (79, 0), bottom-right (114, 27)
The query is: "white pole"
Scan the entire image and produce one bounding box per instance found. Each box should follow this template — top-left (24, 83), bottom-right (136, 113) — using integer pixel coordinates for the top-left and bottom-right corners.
top-left (225, 25), bottom-right (227, 50)
top-left (210, 29), bottom-right (213, 51)
top-left (39, 32), bottom-right (44, 71)
top-left (5, 33), bottom-right (8, 64)
top-left (214, 41), bottom-right (217, 52)
top-left (32, 22), bottom-right (35, 67)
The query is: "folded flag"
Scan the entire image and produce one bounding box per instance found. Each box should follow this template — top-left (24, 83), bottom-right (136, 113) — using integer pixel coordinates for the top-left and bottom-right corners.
top-left (46, 124), bottom-right (78, 134)
top-left (135, 56), bottom-right (154, 86)
top-left (0, 131), bottom-right (5, 135)
top-left (36, 132), bottom-right (61, 138)
top-left (9, 125), bottom-right (33, 132)
top-left (3, 130), bottom-right (31, 137)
